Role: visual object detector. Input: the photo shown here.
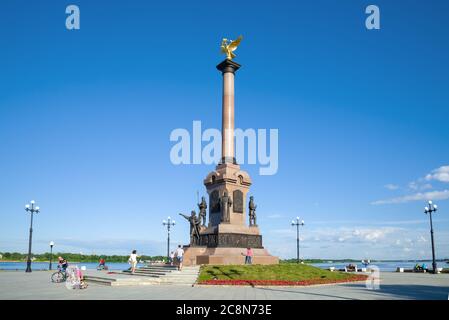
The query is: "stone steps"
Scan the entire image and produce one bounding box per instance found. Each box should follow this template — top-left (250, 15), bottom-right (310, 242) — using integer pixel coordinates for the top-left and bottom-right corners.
top-left (114, 271), bottom-right (160, 277)
top-left (122, 270), bottom-right (167, 276)
top-left (84, 276), bottom-right (115, 286)
top-left (159, 266), bottom-right (200, 285)
top-left (84, 266), bottom-right (201, 286)
top-left (124, 264), bottom-right (177, 269)
top-left (84, 275), bottom-right (160, 286)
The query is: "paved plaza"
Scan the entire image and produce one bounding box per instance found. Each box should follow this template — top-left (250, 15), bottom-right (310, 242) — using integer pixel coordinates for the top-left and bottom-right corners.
top-left (0, 270), bottom-right (448, 300)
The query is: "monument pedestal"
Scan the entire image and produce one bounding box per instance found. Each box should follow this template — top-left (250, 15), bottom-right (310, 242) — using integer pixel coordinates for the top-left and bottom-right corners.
top-left (182, 163), bottom-right (278, 266)
top-left (183, 247), bottom-right (279, 266)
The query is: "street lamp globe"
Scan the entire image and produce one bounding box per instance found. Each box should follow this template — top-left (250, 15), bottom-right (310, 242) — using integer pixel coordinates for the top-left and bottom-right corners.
top-left (49, 241), bottom-right (54, 247)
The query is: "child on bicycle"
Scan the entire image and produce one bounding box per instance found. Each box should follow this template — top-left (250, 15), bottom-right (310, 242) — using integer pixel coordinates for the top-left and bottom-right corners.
top-left (57, 256), bottom-right (68, 271)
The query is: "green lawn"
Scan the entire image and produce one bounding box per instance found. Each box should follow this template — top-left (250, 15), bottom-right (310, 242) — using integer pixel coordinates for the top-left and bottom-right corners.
top-left (198, 263), bottom-right (359, 282)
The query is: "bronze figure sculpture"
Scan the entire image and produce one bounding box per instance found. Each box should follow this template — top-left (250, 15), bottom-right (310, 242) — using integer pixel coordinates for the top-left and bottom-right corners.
top-left (220, 35), bottom-right (243, 60)
top-left (220, 191), bottom-right (233, 223)
top-left (248, 196), bottom-right (257, 226)
top-left (198, 196), bottom-right (207, 226)
top-left (179, 211), bottom-right (201, 245)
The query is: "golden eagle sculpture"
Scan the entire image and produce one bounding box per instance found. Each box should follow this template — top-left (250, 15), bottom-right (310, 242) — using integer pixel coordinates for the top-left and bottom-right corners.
top-left (220, 35), bottom-right (243, 60)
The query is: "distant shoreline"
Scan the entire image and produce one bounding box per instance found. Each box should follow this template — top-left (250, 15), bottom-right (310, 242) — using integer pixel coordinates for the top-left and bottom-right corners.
top-left (0, 260), bottom-right (148, 264)
top-left (2, 259), bottom-right (448, 263)
top-left (0, 260), bottom-right (88, 263)
top-left (0, 260), bottom-right (100, 263)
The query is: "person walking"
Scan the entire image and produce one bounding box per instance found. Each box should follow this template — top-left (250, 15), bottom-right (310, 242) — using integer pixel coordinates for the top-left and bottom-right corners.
top-left (175, 245), bottom-right (184, 271)
top-left (128, 250), bottom-right (138, 274)
top-left (245, 247), bottom-right (253, 265)
top-left (169, 251), bottom-right (175, 266)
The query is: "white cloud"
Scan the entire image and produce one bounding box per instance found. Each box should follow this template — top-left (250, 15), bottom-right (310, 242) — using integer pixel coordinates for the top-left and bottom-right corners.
top-left (269, 228), bottom-right (295, 235)
top-left (264, 226), bottom-right (449, 260)
top-left (421, 183), bottom-right (433, 190)
top-left (408, 181), bottom-right (432, 191)
top-left (425, 165), bottom-right (449, 183)
top-left (417, 235), bottom-right (427, 243)
top-left (381, 219), bottom-right (429, 225)
top-left (292, 227), bottom-right (401, 244)
top-left (351, 227), bottom-right (397, 242)
top-left (384, 184), bottom-right (399, 190)
top-left (266, 214), bottom-right (282, 219)
top-left (371, 189), bottom-right (449, 205)
top-left (377, 165), bottom-right (449, 206)
top-left (408, 181), bottom-right (419, 191)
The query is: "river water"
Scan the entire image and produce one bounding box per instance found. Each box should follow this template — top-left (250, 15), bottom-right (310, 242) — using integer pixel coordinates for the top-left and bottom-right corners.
top-left (311, 260), bottom-right (447, 272)
top-left (0, 262), bottom-right (143, 271)
top-left (1, 260), bottom-right (447, 272)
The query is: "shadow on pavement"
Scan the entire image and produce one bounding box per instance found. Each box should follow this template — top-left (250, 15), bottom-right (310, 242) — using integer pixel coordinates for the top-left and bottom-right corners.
top-left (255, 282), bottom-right (449, 300)
top-left (254, 287), bottom-right (357, 300)
top-left (360, 284), bottom-right (449, 300)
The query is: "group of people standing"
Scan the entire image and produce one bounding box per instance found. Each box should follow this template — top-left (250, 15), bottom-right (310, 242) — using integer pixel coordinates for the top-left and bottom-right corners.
top-left (127, 245), bottom-right (253, 273)
top-left (127, 245), bottom-right (185, 273)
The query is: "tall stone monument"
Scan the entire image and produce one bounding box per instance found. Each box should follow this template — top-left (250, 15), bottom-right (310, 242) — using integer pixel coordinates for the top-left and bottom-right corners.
top-left (182, 36), bottom-right (278, 265)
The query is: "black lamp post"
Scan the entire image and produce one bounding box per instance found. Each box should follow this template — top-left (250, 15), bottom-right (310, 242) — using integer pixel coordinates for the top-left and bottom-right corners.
top-left (424, 200), bottom-right (438, 274)
top-left (291, 217), bottom-right (305, 264)
top-left (162, 216), bottom-right (176, 263)
top-left (24, 200), bottom-right (40, 273)
top-left (49, 241), bottom-right (54, 270)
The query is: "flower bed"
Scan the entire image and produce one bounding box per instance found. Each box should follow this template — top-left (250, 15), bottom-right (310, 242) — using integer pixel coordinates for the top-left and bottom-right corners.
top-left (199, 275), bottom-right (368, 286)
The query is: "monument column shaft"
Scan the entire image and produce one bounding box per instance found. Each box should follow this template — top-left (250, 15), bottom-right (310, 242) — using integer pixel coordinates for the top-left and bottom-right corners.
top-left (217, 59), bottom-right (240, 164)
top-left (222, 72), bottom-right (235, 162)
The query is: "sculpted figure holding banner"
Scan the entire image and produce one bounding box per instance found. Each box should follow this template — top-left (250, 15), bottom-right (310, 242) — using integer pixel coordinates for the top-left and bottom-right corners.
top-left (198, 196), bottom-right (207, 227)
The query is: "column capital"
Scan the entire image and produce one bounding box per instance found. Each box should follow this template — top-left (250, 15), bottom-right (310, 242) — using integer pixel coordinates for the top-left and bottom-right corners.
top-left (216, 59), bottom-right (241, 74)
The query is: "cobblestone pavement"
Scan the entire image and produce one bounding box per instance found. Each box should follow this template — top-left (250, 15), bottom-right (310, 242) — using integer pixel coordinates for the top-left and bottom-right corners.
top-left (0, 270), bottom-right (448, 300)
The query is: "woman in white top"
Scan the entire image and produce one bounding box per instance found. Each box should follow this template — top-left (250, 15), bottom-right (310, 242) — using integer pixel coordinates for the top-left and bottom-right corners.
top-left (175, 245), bottom-right (184, 271)
top-left (128, 250), bottom-right (138, 273)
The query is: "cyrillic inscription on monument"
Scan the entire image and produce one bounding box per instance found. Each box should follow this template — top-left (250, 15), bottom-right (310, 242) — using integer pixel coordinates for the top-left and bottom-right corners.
top-left (233, 190), bottom-right (243, 213)
top-left (197, 233), bottom-right (263, 248)
top-left (210, 190), bottom-right (220, 213)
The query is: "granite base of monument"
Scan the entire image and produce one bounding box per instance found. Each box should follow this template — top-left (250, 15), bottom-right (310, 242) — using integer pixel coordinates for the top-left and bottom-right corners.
top-left (182, 246), bottom-right (279, 266)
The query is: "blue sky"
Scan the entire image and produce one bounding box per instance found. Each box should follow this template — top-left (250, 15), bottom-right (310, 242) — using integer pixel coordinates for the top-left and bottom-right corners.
top-left (0, 0), bottom-right (448, 260)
